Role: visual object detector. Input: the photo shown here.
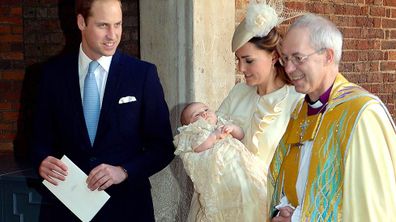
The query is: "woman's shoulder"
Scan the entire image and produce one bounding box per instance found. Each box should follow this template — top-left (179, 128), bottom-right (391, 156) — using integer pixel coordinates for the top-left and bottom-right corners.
top-left (226, 82), bottom-right (257, 98)
top-left (231, 82), bottom-right (255, 91)
top-left (284, 85), bottom-right (305, 103)
top-left (285, 84), bottom-right (304, 97)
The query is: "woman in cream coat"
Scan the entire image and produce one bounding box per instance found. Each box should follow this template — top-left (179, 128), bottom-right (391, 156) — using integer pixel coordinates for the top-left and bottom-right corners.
top-left (187, 1), bottom-right (304, 221)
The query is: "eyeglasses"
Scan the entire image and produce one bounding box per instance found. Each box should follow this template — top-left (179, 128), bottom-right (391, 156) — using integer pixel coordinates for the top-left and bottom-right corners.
top-left (279, 48), bottom-right (326, 67)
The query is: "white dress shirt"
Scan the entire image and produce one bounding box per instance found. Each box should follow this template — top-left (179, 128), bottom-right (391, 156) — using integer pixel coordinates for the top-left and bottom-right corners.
top-left (78, 44), bottom-right (112, 108)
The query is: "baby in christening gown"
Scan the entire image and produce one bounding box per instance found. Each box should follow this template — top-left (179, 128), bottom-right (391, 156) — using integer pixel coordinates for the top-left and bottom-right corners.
top-left (174, 102), bottom-right (267, 222)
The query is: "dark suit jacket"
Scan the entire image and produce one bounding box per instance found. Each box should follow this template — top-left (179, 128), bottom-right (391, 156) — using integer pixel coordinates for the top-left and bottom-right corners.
top-left (31, 50), bottom-right (175, 222)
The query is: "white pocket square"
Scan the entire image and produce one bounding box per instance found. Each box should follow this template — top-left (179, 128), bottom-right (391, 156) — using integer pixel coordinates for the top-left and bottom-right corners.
top-left (118, 96), bottom-right (136, 104)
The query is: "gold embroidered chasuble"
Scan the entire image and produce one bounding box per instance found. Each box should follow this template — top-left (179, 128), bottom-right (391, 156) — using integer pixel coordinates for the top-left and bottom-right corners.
top-left (268, 74), bottom-right (383, 221)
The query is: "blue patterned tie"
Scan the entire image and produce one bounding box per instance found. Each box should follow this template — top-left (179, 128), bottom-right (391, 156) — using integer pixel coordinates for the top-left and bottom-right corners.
top-left (83, 61), bottom-right (100, 145)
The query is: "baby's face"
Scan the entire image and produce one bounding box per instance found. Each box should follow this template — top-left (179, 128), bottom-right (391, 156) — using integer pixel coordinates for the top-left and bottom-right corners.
top-left (185, 103), bottom-right (217, 125)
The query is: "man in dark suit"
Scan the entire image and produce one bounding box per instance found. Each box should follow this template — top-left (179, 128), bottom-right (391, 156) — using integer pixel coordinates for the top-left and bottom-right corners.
top-left (31, 0), bottom-right (174, 221)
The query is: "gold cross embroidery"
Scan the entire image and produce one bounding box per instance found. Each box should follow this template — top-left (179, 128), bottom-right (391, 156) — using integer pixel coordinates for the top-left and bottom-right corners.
top-left (287, 112), bottom-right (323, 145)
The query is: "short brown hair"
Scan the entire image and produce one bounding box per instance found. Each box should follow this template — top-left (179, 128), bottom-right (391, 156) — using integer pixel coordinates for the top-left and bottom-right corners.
top-left (75, 0), bottom-right (122, 22)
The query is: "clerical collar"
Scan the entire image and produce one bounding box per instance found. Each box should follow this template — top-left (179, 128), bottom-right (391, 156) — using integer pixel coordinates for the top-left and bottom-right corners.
top-left (306, 85), bottom-right (333, 116)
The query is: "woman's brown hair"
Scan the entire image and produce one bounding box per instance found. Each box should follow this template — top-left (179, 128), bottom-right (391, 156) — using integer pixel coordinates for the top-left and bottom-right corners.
top-left (248, 28), bottom-right (291, 85)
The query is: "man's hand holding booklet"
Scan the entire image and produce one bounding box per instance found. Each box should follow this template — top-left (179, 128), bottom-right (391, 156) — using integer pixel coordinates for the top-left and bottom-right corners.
top-left (42, 155), bottom-right (110, 222)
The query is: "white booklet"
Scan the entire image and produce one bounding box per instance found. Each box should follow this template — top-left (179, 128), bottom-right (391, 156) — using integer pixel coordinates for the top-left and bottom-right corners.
top-left (42, 155), bottom-right (111, 222)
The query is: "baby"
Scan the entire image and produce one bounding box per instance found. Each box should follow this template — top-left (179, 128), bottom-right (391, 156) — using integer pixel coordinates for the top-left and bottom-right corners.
top-left (174, 102), bottom-right (267, 222)
top-left (179, 102), bottom-right (244, 152)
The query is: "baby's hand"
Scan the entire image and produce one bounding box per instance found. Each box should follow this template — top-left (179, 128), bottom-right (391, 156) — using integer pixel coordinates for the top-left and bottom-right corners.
top-left (215, 126), bottom-right (228, 139)
top-left (221, 125), bottom-right (234, 134)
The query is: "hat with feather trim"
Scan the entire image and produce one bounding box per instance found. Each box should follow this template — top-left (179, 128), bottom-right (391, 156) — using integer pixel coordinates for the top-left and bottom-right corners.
top-left (232, 0), bottom-right (303, 52)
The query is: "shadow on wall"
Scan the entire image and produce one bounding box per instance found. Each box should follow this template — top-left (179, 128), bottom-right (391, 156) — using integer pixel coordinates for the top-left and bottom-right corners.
top-left (149, 103), bottom-right (195, 221)
top-left (171, 103), bottom-right (194, 221)
top-left (13, 0), bottom-right (81, 165)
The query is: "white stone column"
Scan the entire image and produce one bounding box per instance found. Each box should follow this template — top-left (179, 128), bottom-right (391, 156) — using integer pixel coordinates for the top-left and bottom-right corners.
top-left (140, 0), bottom-right (235, 128)
top-left (140, 0), bottom-right (235, 221)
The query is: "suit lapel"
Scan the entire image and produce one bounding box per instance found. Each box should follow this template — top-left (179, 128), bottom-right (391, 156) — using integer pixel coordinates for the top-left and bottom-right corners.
top-left (67, 53), bottom-right (93, 149)
top-left (96, 51), bottom-right (123, 141)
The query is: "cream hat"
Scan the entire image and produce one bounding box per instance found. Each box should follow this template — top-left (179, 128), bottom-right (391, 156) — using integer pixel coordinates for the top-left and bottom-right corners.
top-left (232, 0), bottom-right (303, 52)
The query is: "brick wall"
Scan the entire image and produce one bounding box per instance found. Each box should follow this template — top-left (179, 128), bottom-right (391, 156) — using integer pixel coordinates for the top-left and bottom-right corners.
top-left (236, 0), bottom-right (396, 121)
top-left (0, 0), bottom-right (23, 154)
top-left (0, 0), bottom-right (139, 154)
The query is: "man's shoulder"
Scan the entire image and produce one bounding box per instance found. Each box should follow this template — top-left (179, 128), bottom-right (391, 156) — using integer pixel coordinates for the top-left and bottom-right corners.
top-left (115, 51), bottom-right (156, 68)
top-left (330, 83), bottom-right (378, 109)
top-left (43, 52), bottom-right (78, 66)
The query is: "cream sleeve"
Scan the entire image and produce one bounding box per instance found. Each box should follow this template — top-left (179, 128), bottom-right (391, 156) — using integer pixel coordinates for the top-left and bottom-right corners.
top-left (343, 102), bottom-right (396, 221)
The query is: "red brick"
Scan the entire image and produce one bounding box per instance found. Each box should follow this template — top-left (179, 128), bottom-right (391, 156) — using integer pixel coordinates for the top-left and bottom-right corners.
top-left (385, 0), bottom-right (396, 6)
top-left (367, 50), bottom-right (384, 60)
top-left (285, 2), bottom-right (306, 11)
top-left (12, 102), bottom-right (20, 110)
top-left (356, 40), bottom-right (374, 50)
top-left (384, 84), bottom-right (395, 94)
top-left (357, 17), bottom-right (381, 28)
top-left (386, 8), bottom-right (391, 18)
top-left (39, 0), bottom-right (58, 4)
top-left (371, 84), bottom-right (381, 93)
top-left (2, 91), bottom-right (21, 101)
top-left (10, 7), bottom-right (22, 16)
top-left (0, 132), bottom-right (16, 141)
top-left (359, 73), bottom-right (369, 83)
top-left (388, 51), bottom-right (396, 60)
top-left (12, 26), bottom-right (23, 34)
top-left (390, 30), bottom-right (396, 38)
top-left (0, 17), bottom-right (22, 25)
top-left (0, 123), bottom-right (13, 130)
top-left (306, 3), bottom-right (327, 14)
top-left (383, 18), bottom-right (396, 28)
top-left (339, 62), bottom-right (354, 73)
top-left (358, 51), bottom-right (369, 61)
top-left (381, 61), bottom-right (396, 71)
top-left (0, 103), bottom-right (11, 110)
top-left (2, 112), bottom-right (19, 122)
top-left (341, 27), bottom-right (361, 38)
top-left (0, 7), bottom-right (7, 15)
top-left (360, 83), bottom-right (371, 92)
top-left (1, 70), bottom-right (24, 80)
top-left (367, 73), bottom-right (383, 83)
top-left (344, 39), bottom-right (379, 50)
top-left (0, 142), bottom-right (13, 152)
top-left (0, 25), bottom-right (11, 33)
top-left (366, 29), bottom-right (385, 39)
top-left (366, 0), bottom-right (386, 5)
top-left (382, 41), bottom-right (396, 50)
top-left (391, 9), bottom-right (396, 18)
top-left (335, 5), bottom-right (368, 15)
top-left (384, 73), bottom-right (396, 82)
top-left (0, 0), bottom-right (22, 4)
top-left (0, 34), bottom-right (22, 42)
top-left (0, 52), bottom-right (23, 60)
top-left (343, 50), bottom-right (359, 61)
top-left (370, 6), bottom-right (386, 17)
top-left (353, 62), bottom-right (367, 72)
top-left (333, 16), bottom-right (381, 28)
